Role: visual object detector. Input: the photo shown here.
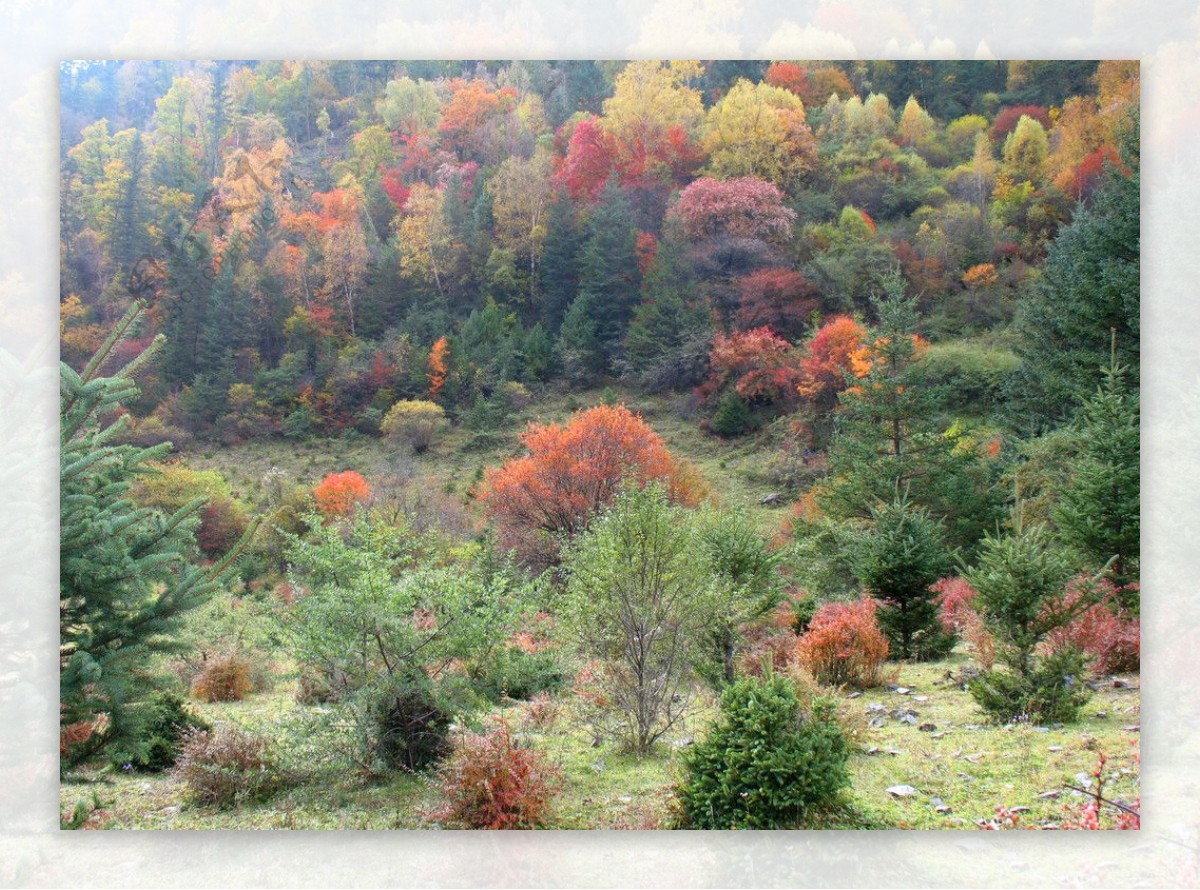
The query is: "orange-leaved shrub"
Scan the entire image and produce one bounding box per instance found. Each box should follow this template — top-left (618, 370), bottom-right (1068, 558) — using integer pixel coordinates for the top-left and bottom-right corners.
top-left (312, 470), bottom-right (371, 517)
top-left (189, 652), bottom-right (257, 703)
top-left (480, 405), bottom-right (705, 568)
top-left (427, 719), bottom-right (561, 829)
top-left (795, 597), bottom-right (889, 688)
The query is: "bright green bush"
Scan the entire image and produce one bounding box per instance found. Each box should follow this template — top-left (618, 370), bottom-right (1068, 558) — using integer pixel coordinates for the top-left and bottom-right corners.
top-left (678, 673), bottom-right (849, 829)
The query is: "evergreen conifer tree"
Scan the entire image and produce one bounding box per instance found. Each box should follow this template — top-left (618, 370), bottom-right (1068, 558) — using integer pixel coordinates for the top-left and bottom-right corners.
top-left (60, 300), bottom-right (255, 768)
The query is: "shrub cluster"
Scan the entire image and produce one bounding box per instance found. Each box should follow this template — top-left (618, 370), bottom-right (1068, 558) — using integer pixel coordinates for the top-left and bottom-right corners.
top-left (190, 652), bottom-right (256, 703)
top-left (380, 399), bottom-right (448, 453)
top-left (111, 691), bottom-right (210, 772)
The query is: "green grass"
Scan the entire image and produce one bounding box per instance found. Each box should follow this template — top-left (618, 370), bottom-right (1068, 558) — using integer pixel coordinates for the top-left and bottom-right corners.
top-left (183, 384), bottom-right (791, 536)
top-left (61, 653), bottom-right (1140, 831)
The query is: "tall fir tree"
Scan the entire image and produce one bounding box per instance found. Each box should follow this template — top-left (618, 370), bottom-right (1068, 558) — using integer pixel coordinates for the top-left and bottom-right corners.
top-left (60, 301), bottom-right (255, 768)
top-left (1008, 117), bottom-right (1139, 432)
top-left (1053, 344), bottom-right (1140, 590)
top-left (822, 274), bottom-right (1001, 552)
top-left (537, 196), bottom-right (583, 334)
top-left (575, 178), bottom-right (642, 369)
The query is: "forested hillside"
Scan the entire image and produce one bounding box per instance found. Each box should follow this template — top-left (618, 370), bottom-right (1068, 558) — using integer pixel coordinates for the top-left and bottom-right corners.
top-left (60, 60), bottom-right (1141, 833)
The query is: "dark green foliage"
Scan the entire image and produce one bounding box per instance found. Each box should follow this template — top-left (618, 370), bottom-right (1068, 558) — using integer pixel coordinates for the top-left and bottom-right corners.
top-left (822, 277), bottom-right (1002, 553)
top-left (374, 674), bottom-right (455, 772)
top-left (678, 674), bottom-right (849, 829)
top-left (624, 230), bottom-right (711, 377)
top-left (964, 524), bottom-right (1096, 723)
top-left (1009, 123), bottom-right (1139, 431)
top-left (109, 691), bottom-right (210, 772)
top-left (852, 497), bottom-right (953, 660)
top-left (60, 301), bottom-right (255, 768)
top-left (710, 389), bottom-right (757, 438)
top-left (789, 593), bottom-right (819, 634)
top-left (1054, 357), bottom-right (1140, 588)
top-left (696, 508), bottom-right (784, 685)
top-left (472, 646), bottom-right (565, 703)
top-left (575, 179), bottom-right (642, 368)
top-left (537, 197), bottom-right (584, 334)
top-left (969, 647), bottom-right (1092, 724)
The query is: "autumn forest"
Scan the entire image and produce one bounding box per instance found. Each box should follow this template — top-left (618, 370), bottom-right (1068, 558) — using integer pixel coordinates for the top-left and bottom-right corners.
top-left (59, 59), bottom-right (1140, 832)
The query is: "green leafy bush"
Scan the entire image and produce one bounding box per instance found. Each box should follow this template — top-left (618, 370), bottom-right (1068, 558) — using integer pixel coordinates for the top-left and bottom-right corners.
top-left (472, 646), bottom-right (566, 703)
top-left (969, 647), bottom-right (1092, 724)
top-left (678, 673), bottom-right (850, 828)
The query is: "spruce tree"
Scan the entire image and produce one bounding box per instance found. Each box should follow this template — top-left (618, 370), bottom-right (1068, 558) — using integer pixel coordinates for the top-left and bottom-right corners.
top-left (851, 496), bottom-right (952, 660)
top-left (1054, 345), bottom-right (1140, 590)
top-left (1008, 119), bottom-right (1139, 431)
top-left (575, 179), bottom-right (641, 369)
top-left (60, 301), bottom-right (255, 768)
top-left (822, 275), bottom-right (1001, 552)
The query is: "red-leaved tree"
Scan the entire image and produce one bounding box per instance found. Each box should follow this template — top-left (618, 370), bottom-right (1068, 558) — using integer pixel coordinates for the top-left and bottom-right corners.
top-left (733, 268), bottom-right (819, 339)
top-left (480, 405), bottom-right (705, 569)
top-left (673, 176), bottom-right (798, 243)
top-left (313, 470), bottom-right (371, 517)
top-left (705, 327), bottom-right (803, 409)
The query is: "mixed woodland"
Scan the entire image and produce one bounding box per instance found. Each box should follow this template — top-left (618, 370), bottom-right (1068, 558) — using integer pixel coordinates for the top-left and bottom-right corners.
top-left (59, 60), bottom-right (1141, 832)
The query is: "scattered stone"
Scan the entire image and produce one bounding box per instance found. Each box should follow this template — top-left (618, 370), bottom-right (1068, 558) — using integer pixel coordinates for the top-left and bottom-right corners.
top-left (963, 754), bottom-right (982, 763)
top-left (867, 703), bottom-right (888, 713)
top-left (1038, 791), bottom-right (1061, 800)
top-left (918, 723), bottom-right (937, 732)
top-left (1112, 678), bottom-right (1132, 689)
top-left (1074, 772), bottom-right (1093, 789)
top-left (885, 749), bottom-right (904, 756)
top-left (887, 784), bottom-right (918, 798)
top-left (1122, 725), bottom-right (1140, 732)
top-left (899, 713), bottom-right (918, 725)
top-left (1048, 746), bottom-right (1063, 752)
top-left (1095, 711), bottom-right (1109, 719)
top-left (1030, 726), bottom-right (1050, 733)
top-left (759, 492), bottom-right (782, 506)
top-left (930, 732), bottom-right (948, 740)
top-left (846, 691), bottom-right (863, 699)
top-left (865, 746), bottom-right (882, 756)
top-left (618, 796), bottom-right (632, 803)
top-left (162, 806), bottom-right (180, 815)
top-left (1009, 805), bottom-right (1031, 814)
top-left (894, 687), bottom-right (911, 695)
top-left (870, 717), bottom-right (886, 728)
top-left (914, 695), bottom-right (929, 703)
top-left (936, 805), bottom-right (954, 815)
top-left (672, 735), bottom-right (695, 749)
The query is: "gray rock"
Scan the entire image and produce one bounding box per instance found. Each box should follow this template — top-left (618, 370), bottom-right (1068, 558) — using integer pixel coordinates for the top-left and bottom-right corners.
top-left (887, 784), bottom-right (918, 798)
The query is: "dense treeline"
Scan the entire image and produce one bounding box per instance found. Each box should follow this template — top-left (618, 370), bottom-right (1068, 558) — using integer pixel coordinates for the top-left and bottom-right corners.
top-left (60, 59), bottom-right (1137, 446)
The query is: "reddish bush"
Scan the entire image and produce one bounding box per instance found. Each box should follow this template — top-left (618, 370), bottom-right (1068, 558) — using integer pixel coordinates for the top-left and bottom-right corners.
top-left (312, 470), bottom-right (371, 517)
top-left (932, 577), bottom-right (979, 634)
top-left (1044, 579), bottom-right (1140, 675)
top-left (172, 725), bottom-right (279, 808)
top-left (190, 652), bottom-right (255, 703)
top-left (196, 496), bottom-right (249, 557)
top-left (733, 268), bottom-right (819, 340)
top-left (480, 405), bottom-right (705, 568)
top-left (705, 327), bottom-right (803, 409)
top-left (795, 598), bottom-right (889, 688)
top-left (428, 719), bottom-right (561, 829)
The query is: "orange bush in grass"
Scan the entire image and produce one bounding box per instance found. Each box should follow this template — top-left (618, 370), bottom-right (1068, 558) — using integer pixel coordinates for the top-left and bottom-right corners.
top-left (795, 597), bottom-right (889, 688)
top-left (312, 470), bottom-right (371, 517)
top-left (480, 405), bottom-right (705, 568)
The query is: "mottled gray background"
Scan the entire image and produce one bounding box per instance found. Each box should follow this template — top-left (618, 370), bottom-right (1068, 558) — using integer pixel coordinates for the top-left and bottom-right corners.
top-left (1, 1), bottom-right (1194, 886)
